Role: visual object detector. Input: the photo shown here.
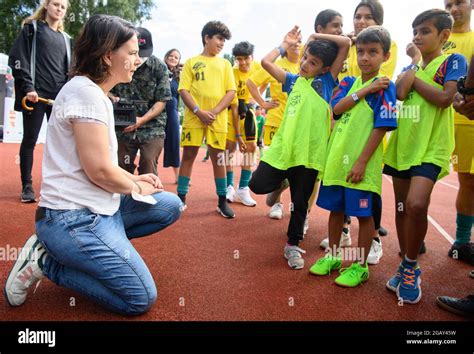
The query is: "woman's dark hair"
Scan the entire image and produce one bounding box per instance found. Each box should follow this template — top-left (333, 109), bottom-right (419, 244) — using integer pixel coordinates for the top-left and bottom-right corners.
top-left (354, 0), bottom-right (384, 25)
top-left (70, 15), bottom-right (137, 84)
top-left (232, 41), bottom-right (255, 57)
top-left (306, 39), bottom-right (339, 67)
top-left (314, 9), bottom-right (342, 32)
top-left (412, 9), bottom-right (453, 33)
top-left (164, 48), bottom-right (182, 82)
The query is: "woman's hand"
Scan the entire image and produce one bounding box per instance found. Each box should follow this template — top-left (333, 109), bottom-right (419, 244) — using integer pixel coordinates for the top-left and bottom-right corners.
top-left (135, 180), bottom-right (163, 195)
top-left (133, 173), bottom-right (164, 190)
top-left (26, 91), bottom-right (39, 103)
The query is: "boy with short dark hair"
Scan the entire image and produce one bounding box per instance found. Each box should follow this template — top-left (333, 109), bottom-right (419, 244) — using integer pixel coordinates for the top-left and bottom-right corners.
top-left (384, 9), bottom-right (467, 303)
top-left (177, 21), bottom-right (236, 218)
top-left (310, 26), bottom-right (397, 287)
top-left (225, 41), bottom-right (261, 207)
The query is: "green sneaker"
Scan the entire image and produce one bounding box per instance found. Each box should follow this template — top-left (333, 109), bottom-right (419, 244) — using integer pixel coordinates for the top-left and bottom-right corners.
top-left (309, 254), bottom-right (342, 276)
top-left (335, 262), bottom-right (369, 287)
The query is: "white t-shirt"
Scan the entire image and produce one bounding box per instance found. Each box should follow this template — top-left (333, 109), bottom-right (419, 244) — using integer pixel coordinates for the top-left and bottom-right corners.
top-left (39, 76), bottom-right (120, 215)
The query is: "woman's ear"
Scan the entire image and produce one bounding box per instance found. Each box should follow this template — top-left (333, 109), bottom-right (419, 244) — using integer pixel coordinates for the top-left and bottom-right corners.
top-left (103, 51), bottom-right (113, 67)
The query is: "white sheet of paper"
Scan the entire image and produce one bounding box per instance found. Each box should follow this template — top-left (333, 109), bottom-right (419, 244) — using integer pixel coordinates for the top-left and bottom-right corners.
top-left (131, 191), bottom-right (157, 205)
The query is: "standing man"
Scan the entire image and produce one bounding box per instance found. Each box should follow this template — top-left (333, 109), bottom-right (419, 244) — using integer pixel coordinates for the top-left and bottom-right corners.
top-left (112, 27), bottom-right (171, 175)
top-left (444, 0), bottom-right (474, 265)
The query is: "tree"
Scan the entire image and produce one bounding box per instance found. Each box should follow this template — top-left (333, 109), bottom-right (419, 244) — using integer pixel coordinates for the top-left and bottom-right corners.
top-left (0, 0), bottom-right (155, 54)
top-left (223, 53), bottom-right (234, 67)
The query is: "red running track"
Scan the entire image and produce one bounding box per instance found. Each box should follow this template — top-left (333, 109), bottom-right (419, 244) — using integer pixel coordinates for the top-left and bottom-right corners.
top-left (0, 143), bottom-right (472, 321)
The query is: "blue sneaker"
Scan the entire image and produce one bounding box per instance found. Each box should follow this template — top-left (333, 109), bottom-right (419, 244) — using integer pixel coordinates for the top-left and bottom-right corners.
top-left (396, 264), bottom-right (422, 304)
top-left (386, 264), bottom-right (403, 293)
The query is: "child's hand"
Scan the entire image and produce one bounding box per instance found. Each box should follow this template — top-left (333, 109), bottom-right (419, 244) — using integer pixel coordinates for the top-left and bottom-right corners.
top-left (346, 160), bottom-right (367, 184)
top-left (406, 43), bottom-right (421, 61)
top-left (368, 76), bottom-right (390, 94)
top-left (238, 137), bottom-right (247, 153)
top-left (261, 100), bottom-right (280, 111)
top-left (196, 110), bottom-right (216, 125)
top-left (283, 26), bottom-right (302, 48)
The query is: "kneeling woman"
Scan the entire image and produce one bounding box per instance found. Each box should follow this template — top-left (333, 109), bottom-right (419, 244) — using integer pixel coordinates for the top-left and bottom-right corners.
top-left (5, 15), bottom-right (183, 315)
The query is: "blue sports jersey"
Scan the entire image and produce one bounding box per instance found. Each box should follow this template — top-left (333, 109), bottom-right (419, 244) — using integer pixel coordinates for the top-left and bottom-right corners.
top-left (283, 71), bottom-right (337, 104)
top-left (331, 76), bottom-right (397, 131)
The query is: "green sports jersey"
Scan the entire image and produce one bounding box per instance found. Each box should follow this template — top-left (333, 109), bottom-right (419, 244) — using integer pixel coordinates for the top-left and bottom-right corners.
top-left (384, 55), bottom-right (454, 180)
top-left (256, 115), bottom-right (265, 141)
top-left (261, 76), bottom-right (330, 171)
top-left (322, 76), bottom-right (385, 195)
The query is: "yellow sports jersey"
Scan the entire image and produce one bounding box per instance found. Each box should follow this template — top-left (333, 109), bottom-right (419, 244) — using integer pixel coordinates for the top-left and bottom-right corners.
top-left (179, 55), bottom-right (236, 133)
top-left (231, 61), bottom-right (262, 105)
top-left (338, 40), bottom-right (398, 81)
top-left (248, 57), bottom-right (299, 127)
top-left (444, 31), bottom-right (474, 126)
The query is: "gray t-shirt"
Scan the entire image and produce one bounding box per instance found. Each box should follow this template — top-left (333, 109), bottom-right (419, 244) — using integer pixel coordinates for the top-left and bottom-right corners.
top-left (39, 76), bottom-right (120, 215)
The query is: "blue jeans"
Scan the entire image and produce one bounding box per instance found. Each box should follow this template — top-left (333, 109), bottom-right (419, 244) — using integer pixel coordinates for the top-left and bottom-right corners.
top-left (35, 192), bottom-right (182, 315)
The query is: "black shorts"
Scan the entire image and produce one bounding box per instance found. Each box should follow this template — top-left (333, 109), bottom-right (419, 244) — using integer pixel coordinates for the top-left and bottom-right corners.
top-left (383, 163), bottom-right (441, 183)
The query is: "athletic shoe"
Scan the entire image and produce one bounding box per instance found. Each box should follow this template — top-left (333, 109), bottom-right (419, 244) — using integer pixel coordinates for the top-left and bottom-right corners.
top-left (367, 238), bottom-right (383, 265)
top-left (335, 262), bottom-right (369, 287)
top-left (235, 187), bottom-right (257, 207)
top-left (448, 242), bottom-right (474, 266)
top-left (378, 226), bottom-right (388, 237)
top-left (283, 244), bottom-right (306, 270)
top-left (386, 264), bottom-right (404, 292)
top-left (303, 216), bottom-right (309, 235)
top-left (319, 230), bottom-right (352, 250)
top-left (436, 295), bottom-right (474, 319)
top-left (265, 179), bottom-right (289, 207)
top-left (216, 196), bottom-right (235, 218)
top-left (309, 254), bottom-right (342, 276)
top-left (21, 183), bottom-right (36, 203)
top-left (396, 264), bottom-right (422, 304)
top-left (470, 270), bottom-right (474, 279)
top-left (4, 234), bottom-right (46, 306)
top-left (269, 203), bottom-right (283, 219)
top-left (226, 185), bottom-right (236, 203)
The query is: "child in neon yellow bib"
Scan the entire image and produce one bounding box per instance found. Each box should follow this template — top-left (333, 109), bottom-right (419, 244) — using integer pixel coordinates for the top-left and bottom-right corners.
top-left (249, 26), bottom-right (351, 270)
top-left (383, 9), bottom-right (467, 304)
top-left (311, 26), bottom-right (397, 288)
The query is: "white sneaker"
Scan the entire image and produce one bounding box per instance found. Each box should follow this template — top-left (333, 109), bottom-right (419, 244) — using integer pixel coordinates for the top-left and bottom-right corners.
top-left (235, 186), bottom-right (257, 207)
top-left (226, 185), bottom-right (236, 203)
top-left (284, 244), bottom-right (306, 269)
top-left (319, 230), bottom-right (352, 249)
top-left (269, 203), bottom-right (283, 219)
top-left (4, 234), bottom-right (46, 306)
top-left (303, 216), bottom-right (309, 235)
top-left (367, 238), bottom-right (383, 265)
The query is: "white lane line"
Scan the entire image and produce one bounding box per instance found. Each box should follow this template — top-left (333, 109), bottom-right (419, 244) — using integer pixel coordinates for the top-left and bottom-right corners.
top-left (427, 215), bottom-right (455, 245)
top-left (382, 174), bottom-right (454, 244)
top-left (439, 181), bottom-right (459, 190)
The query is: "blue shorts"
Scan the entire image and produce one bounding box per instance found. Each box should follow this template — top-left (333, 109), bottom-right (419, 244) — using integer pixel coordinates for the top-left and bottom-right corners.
top-left (316, 184), bottom-right (379, 217)
top-left (383, 163), bottom-right (441, 183)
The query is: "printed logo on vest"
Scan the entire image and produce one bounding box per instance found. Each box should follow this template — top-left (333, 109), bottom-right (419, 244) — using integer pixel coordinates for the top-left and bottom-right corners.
top-left (359, 199), bottom-right (369, 209)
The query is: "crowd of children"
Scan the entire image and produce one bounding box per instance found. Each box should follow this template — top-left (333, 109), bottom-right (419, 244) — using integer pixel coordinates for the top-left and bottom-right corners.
top-left (175, 0), bottom-right (472, 306)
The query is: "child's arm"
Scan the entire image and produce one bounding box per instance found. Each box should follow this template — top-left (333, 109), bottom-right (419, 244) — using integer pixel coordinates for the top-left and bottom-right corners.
top-left (396, 43), bottom-right (421, 100)
top-left (412, 80), bottom-right (457, 109)
top-left (210, 90), bottom-right (235, 116)
top-left (179, 89), bottom-right (216, 126)
top-left (413, 54), bottom-right (467, 108)
top-left (246, 78), bottom-right (280, 111)
top-left (261, 25), bottom-right (302, 84)
top-left (332, 77), bottom-right (390, 116)
top-left (346, 128), bottom-right (387, 184)
top-left (306, 33), bottom-right (351, 80)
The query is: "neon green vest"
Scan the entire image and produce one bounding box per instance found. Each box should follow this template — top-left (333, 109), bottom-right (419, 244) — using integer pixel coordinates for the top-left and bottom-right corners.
top-left (262, 76), bottom-right (331, 171)
top-left (384, 55), bottom-right (454, 179)
top-left (322, 76), bottom-right (385, 195)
